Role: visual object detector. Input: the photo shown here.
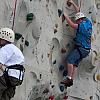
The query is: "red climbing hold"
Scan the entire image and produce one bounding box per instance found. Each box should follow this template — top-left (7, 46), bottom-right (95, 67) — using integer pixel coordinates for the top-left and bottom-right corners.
top-left (63, 95), bottom-right (68, 100)
top-left (49, 95), bottom-right (54, 100)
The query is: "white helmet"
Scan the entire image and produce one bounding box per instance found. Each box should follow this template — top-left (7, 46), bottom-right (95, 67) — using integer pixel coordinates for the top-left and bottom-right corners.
top-left (75, 12), bottom-right (85, 20)
top-left (0, 28), bottom-right (15, 43)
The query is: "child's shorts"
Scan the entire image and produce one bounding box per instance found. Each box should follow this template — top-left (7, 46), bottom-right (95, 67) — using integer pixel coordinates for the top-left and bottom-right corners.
top-left (66, 47), bottom-right (90, 67)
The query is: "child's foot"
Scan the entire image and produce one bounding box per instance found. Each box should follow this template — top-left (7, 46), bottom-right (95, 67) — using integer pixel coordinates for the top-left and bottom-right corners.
top-left (61, 77), bottom-right (73, 87)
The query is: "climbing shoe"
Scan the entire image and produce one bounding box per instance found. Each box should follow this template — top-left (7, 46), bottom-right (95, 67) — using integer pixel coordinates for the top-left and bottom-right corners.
top-left (61, 77), bottom-right (73, 87)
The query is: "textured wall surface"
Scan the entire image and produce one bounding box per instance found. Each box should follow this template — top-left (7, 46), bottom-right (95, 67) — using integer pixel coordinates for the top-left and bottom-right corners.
top-left (0, 0), bottom-right (100, 100)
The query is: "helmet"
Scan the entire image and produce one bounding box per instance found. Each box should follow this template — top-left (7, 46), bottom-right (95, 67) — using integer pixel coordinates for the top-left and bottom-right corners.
top-left (75, 12), bottom-right (85, 20)
top-left (0, 28), bottom-right (15, 43)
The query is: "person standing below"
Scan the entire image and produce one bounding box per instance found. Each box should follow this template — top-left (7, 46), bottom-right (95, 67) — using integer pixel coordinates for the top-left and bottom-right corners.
top-left (0, 28), bottom-right (25, 100)
top-left (61, 0), bottom-right (93, 87)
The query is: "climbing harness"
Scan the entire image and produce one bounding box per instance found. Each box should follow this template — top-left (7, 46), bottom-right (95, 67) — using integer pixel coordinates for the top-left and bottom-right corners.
top-left (4, 65), bottom-right (25, 87)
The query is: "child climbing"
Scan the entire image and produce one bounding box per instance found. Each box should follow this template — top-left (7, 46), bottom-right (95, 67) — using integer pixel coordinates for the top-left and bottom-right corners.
top-left (0, 28), bottom-right (25, 100)
top-left (60, 0), bottom-right (93, 87)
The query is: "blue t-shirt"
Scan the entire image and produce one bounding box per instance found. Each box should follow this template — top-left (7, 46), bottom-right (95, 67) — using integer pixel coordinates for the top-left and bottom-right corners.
top-left (75, 18), bottom-right (92, 49)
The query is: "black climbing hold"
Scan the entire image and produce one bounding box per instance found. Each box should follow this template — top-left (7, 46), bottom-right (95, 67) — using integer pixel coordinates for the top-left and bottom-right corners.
top-left (63, 70), bottom-right (68, 77)
top-left (66, 43), bottom-right (70, 47)
top-left (25, 40), bottom-right (29, 46)
top-left (59, 65), bottom-right (64, 71)
top-left (15, 33), bottom-right (22, 40)
top-left (58, 9), bottom-right (65, 22)
top-left (26, 13), bottom-right (34, 21)
top-left (22, 37), bottom-right (24, 42)
top-left (51, 85), bottom-right (55, 88)
top-left (40, 74), bottom-right (42, 79)
top-left (66, 24), bottom-right (69, 27)
top-left (43, 88), bottom-right (49, 94)
top-left (61, 48), bottom-right (66, 53)
top-left (90, 96), bottom-right (93, 99)
top-left (51, 45), bottom-right (54, 50)
top-left (50, 80), bottom-right (52, 84)
top-left (54, 28), bottom-right (57, 34)
top-left (89, 11), bottom-right (92, 14)
top-left (53, 60), bottom-right (56, 64)
top-left (20, 44), bottom-right (23, 52)
top-left (51, 69), bottom-right (53, 74)
top-left (58, 9), bottom-right (62, 17)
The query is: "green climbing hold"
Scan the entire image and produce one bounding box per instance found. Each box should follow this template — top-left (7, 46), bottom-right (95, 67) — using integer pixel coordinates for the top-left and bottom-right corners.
top-left (15, 33), bottom-right (22, 40)
top-left (26, 13), bottom-right (34, 21)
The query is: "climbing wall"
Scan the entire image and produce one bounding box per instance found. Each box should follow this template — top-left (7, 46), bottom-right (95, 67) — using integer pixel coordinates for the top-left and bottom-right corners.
top-left (0, 0), bottom-right (100, 100)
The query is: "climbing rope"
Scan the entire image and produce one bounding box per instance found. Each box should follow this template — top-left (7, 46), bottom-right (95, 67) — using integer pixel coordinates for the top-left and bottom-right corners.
top-left (79, 0), bottom-right (82, 11)
top-left (12, 0), bottom-right (17, 30)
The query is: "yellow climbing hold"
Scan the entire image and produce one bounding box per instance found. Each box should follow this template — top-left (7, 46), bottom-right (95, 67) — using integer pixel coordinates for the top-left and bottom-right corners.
top-left (96, 74), bottom-right (100, 81)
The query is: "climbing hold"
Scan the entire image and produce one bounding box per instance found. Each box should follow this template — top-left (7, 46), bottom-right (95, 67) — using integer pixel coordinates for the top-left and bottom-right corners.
top-left (54, 28), bottom-right (57, 34)
top-left (49, 95), bottom-right (54, 100)
top-left (50, 80), bottom-right (52, 84)
top-left (40, 74), bottom-right (42, 79)
top-left (66, 43), bottom-right (70, 47)
top-left (20, 44), bottom-right (23, 52)
top-left (97, 3), bottom-right (100, 9)
top-left (21, 37), bottom-right (24, 42)
top-left (63, 95), bottom-right (68, 100)
top-left (90, 96), bottom-right (93, 99)
top-left (51, 45), bottom-right (54, 50)
top-left (48, 52), bottom-right (52, 59)
top-left (55, 24), bottom-right (58, 28)
top-left (51, 85), bottom-right (55, 88)
top-left (41, 54), bottom-right (43, 59)
top-left (96, 74), bottom-right (100, 81)
top-left (26, 13), bottom-right (35, 21)
top-left (47, 53), bottom-right (50, 57)
top-left (61, 48), bottom-right (66, 53)
top-left (43, 88), bottom-right (49, 94)
top-left (89, 11), bottom-right (92, 14)
top-left (46, 4), bottom-right (48, 8)
top-left (53, 60), bottom-right (56, 64)
top-left (40, 27), bottom-right (42, 30)
top-left (25, 40), bottom-right (29, 46)
top-left (59, 84), bottom-right (64, 92)
top-left (63, 70), bottom-right (68, 77)
top-left (58, 9), bottom-right (62, 17)
top-left (15, 33), bottom-right (22, 40)
top-left (59, 65), bottom-right (64, 71)
top-left (50, 69), bottom-right (53, 74)
top-left (66, 24), bottom-right (69, 27)
top-left (37, 79), bottom-right (40, 83)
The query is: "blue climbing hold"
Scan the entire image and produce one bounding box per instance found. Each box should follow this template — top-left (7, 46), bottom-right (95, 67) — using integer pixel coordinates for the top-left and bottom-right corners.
top-left (59, 84), bottom-right (64, 92)
top-left (63, 70), bottom-right (68, 77)
top-left (59, 64), bottom-right (64, 71)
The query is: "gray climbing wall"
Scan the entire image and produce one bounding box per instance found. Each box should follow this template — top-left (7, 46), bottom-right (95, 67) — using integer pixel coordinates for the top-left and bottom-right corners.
top-left (0, 0), bottom-right (100, 100)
